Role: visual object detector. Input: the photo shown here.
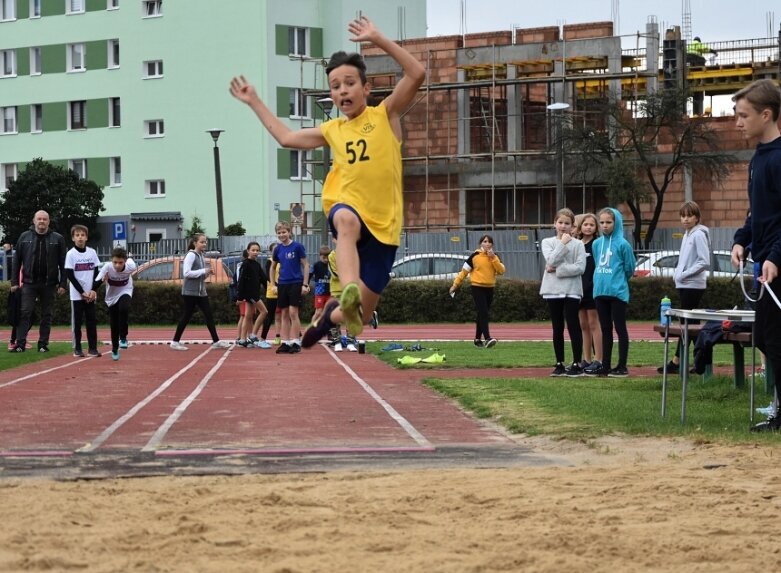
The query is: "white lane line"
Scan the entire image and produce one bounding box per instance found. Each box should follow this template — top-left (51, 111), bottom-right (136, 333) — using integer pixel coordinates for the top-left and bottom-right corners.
top-left (0, 359), bottom-right (94, 390)
top-left (77, 347), bottom-right (215, 453)
top-left (326, 345), bottom-right (432, 448)
top-left (140, 348), bottom-right (233, 452)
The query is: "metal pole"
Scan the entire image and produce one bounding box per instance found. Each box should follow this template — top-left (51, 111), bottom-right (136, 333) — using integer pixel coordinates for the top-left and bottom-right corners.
top-left (212, 141), bottom-right (226, 241)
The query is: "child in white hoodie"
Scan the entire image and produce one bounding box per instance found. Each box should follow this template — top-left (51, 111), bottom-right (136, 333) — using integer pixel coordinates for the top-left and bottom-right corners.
top-left (658, 201), bottom-right (711, 374)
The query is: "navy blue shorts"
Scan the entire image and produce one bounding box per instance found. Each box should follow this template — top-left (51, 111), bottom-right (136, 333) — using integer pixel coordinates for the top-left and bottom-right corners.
top-left (328, 203), bottom-right (397, 295)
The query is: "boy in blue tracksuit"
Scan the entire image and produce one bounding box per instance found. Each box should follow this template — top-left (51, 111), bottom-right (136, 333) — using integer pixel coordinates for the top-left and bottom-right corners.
top-left (584, 207), bottom-right (636, 377)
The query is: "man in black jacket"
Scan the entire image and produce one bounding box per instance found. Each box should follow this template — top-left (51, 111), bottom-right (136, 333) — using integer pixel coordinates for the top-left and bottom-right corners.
top-left (10, 211), bottom-right (67, 353)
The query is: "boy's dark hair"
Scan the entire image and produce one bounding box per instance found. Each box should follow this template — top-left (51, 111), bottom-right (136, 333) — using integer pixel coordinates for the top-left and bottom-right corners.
top-left (319, 245), bottom-right (331, 257)
top-left (679, 201), bottom-right (701, 220)
top-left (70, 224), bottom-right (88, 237)
top-left (326, 51), bottom-right (367, 84)
top-left (112, 247), bottom-right (128, 259)
top-left (733, 79), bottom-right (781, 122)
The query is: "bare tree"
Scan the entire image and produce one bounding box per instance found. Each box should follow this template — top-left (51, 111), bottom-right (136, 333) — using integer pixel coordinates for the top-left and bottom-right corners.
top-left (561, 88), bottom-right (736, 248)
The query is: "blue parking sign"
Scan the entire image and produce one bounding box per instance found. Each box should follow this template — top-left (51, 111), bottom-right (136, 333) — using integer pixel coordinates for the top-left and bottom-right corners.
top-left (112, 221), bottom-right (127, 241)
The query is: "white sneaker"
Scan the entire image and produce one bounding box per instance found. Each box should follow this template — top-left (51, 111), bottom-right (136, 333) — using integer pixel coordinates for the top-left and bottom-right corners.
top-left (333, 343), bottom-right (343, 352)
top-left (170, 341), bottom-right (188, 351)
top-left (212, 340), bottom-right (231, 349)
top-left (346, 342), bottom-right (358, 352)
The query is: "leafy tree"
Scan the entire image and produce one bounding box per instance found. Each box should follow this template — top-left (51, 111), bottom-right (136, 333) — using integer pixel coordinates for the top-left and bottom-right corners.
top-left (560, 88), bottom-right (736, 248)
top-left (185, 215), bottom-right (206, 237)
top-left (0, 158), bottom-right (104, 244)
top-left (223, 221), bottom-right (246, 236)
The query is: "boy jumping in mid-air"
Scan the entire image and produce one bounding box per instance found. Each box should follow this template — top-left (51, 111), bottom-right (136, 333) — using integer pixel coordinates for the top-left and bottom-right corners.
top-left (230, 14), bottom-right (424, 346)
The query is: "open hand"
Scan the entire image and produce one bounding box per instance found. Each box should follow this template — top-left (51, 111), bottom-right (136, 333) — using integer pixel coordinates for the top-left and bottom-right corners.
top-left (229, 75), bottom-right (258, 104)
top-left (348, 15), bottom-right (379, 44)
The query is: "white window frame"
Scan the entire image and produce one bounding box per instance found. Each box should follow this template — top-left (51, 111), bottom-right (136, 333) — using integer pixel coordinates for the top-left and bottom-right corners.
top-left (288, 26), bottom-right (309, 56)
top-left (1, 163), bottom-right (17, 191)
top-left (1, 106), bottom-right (17, 134)
top-left (1, 0), bottom-right (16, 21)
top-left (142, 0), bottom-right (161, 17)
top-left (31, 104), bottom-right (42, 133)
top-left (68, 100), bottom-right (86, 130)
top-left (144, 119), bottom-right (164, 138)
top-left (29, 47), bottom-right (41, 75)
top-left (66, 0), bottom-right (84, 14)
top-left (107, 0), bottom-right (119, 9)
top-left (1, 50), bottom-right (16, 78)
top-left (289, 88), bottom-right (311, 119)
top-left (108, 39), bottom-right (120, 68)
top-left (67, 43), bottom-right (85, 72)
top-left (146, 179), bottom-right (165, 197)
top-left (290, 149), bottom-right (312, 181)
top-left (143, 59), bottom-right (163, 78)
top-left (30, 0), bottom-right (41, 17)
top-left (110, 157), bottom-right (122, 186)
top-left (109, 97), bottom-right (121, 127)
top-left (69, 159), bottom-right (87, 179)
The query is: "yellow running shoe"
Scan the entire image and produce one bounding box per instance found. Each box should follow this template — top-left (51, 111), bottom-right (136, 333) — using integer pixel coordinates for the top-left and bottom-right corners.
top-left (340, 282), bottom-right (363, 337)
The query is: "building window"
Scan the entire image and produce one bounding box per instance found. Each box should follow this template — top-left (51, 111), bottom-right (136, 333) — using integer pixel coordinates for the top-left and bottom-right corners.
top-left (1, 164), bottom-right (17, 191)
top-left (1, 106), bottom-right (16, 134)
top-left (288, 26), bottom-right (308, 56)
top-left (69, 159), bottom-right (87, 179)
top-left (290, 150), bottom-right (311, 180)
top-left (107, 0), bottom-right (119, 9)
top-left (30, 0), bottom-right (41, 17)
top-left (289, 88), bottom-right (310, 119)
top-left (69, 100), bottom-right (86, 130)
top-left (142, 0), bottom-right (161, 17)
top-left (143, 60), bottom-right (163, 78)
top-left (1, 50), bottom-right (15, 77)
top-left (67, 43), bottom-right (85, 72)
top-left (110, 157), bottom-right (122, 186)
top-left (108, 40), bottom-right (120, 68)
top-left (146, 179), bottom-right (165, 197)
top-left (109, 97), bottom-right (121, 127)
top-left (31, 104), bottom-right (42, 132)
top-left (144, 119), bottom-right (164, 137)
top-left (30, 47), bottom-right (41, 75)
top-left (1, 0), bottom-right (15, 21)
top-left (67, 0), bottom-right (84, 14)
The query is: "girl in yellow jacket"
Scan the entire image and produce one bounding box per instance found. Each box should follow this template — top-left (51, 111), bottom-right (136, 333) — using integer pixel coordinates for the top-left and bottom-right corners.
top-left (449, 235), bottom-right (506, 348)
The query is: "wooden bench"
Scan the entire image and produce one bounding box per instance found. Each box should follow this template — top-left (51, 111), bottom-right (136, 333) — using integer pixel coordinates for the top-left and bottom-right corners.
top-left (653, 324), bottom-right (773, 392)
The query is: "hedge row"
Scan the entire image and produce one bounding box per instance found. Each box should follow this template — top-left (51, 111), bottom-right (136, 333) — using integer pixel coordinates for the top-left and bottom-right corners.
top-left (0, 276), bottom-right (753, 327)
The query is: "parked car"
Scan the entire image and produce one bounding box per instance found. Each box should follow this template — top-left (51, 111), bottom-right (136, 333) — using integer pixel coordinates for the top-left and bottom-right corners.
top-left (132, 256), bottom-right (233, 284)
top-left (389, 253), bottom-right (466, 281)
top-left (633, 250), bottom-right (753, 279)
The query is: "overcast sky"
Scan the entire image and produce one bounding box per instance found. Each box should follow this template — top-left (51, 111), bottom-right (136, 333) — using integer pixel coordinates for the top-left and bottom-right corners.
top-left (426, 0), bottom-right (779, 43)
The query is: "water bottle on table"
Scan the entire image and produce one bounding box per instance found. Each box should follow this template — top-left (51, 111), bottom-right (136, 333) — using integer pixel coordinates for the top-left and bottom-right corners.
top-left (660, 296), bottom-right (672, 326)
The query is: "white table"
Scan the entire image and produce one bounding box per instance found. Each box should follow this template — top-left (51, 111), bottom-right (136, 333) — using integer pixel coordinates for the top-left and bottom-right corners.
top-left (660, 308), bottom-right (756, 423)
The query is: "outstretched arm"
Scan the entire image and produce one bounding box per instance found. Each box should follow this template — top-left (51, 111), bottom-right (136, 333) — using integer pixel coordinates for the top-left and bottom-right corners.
top-left (348, 16), bottom-right (424, 120)
top-left (229, 75), bottom-right (326, 149)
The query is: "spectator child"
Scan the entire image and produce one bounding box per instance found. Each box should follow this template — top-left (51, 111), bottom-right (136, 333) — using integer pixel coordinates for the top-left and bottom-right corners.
top-left (327, 239), bottom-right (345, 351)
top-left (4, 243), bottom-right (22, 350)
top-left (96, 247), bottom-right (136, 361)
top-left (237, 242), bottom-right (269, 347)
top-left (539, 209), bottom-right (587, 376)
top-left (658, 201), bottom-right (711, 374)
top-left (449, 234), bottom-right (506, 348)
top-left (310, 245), bottom-right (332, 324)
top-left (65, 224), bottom-right (102, 358)
top-left (170, 234), bottom-right (231, 351)
top-left (584, 207), bottom-right (636, 377)
top-left (269, 221), bottom-right (309, 354)
top-left (574, 213), bottom-right (602, 370)
top-left (230, 14), bottom-right (425, 345)
top-left (258, 242), bottom-right (280, 348)
top-left (233, 249), bottom-right (248, 344)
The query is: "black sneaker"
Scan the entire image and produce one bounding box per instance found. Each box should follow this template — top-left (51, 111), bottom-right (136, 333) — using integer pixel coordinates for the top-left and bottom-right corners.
top-left (289, 343), bottom-right (301, 354)
top-left (565, 362), bottom-right (584, 377)
top-left (276, 343), bottom-right (291, 354)
top-left (550, 363), bottom-right (567, 377)
top-left (583, 360), bottom-right (604, 376)
top-left (302, 298), bottom-right (339, 348)
top-left (474, 338), bottom-right (483, 348)
top-left (608, 366), bottom-right (629, 378)
top-left (750, 415), bottom-right (781, 432)
top-left (38, 345), bottom-right (49, 353)
top-left (9, 344), bottom-right (25, 353)
top-left (656, 361), bottom-right (679, 375)
top-left (369, 310), bottom-right (379, 329)
top-left (73, 349), bottom-right (85, 358)
top-left (484, 338), bottom-right (498, 348)
top-left (88, 349), bottom-right (102, 358)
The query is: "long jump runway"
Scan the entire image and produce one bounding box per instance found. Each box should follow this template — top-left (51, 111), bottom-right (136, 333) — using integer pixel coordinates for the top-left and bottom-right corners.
top-left (0, 336), bottom-right (554, 479)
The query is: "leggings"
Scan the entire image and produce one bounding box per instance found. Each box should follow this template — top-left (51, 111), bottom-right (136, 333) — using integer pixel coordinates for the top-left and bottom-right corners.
top-left (71, 299), bottom-right (98, 351)
top-left (173, 295), bottom-right (219, 343)
top-left (471, 286), bottom-right (494, 341)
top-left (108, 294), bottom-right (132, 352)
top-left (595, 296), bottom-right (629, 370)
top-left (546, 297), bottom-right (583, 364)
top-left (260, 297), bottom-right (278, 340)
top-left (675, 288), bottom-right (705, 359)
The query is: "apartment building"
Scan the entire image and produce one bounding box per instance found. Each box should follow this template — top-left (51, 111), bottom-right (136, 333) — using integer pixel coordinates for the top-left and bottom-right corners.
top-left (0, 0), bottom-right (426, 241)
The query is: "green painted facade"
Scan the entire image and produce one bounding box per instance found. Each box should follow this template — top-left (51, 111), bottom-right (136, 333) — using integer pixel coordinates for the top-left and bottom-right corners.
top-left (0, 0), bottom-right (426, 238)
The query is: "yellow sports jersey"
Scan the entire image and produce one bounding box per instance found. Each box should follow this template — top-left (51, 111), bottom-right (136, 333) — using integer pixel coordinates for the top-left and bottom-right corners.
top-left (328, 250), bottom-right (342, 297)
top-left (319, 102), bottom-right (402, 246)
top-left (265, 263), bottom-right (279, 299)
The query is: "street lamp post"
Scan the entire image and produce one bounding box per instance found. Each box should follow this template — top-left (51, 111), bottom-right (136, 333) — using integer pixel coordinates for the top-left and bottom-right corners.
top-left (546, 102), bottom-right (570, 211)
top-left (207, 129), bottom-right (226, 245)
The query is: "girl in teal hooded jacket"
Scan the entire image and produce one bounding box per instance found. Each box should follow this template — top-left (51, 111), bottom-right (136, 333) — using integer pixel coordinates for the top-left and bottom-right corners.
top-left (586, 207), bottom-right (636, 377)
